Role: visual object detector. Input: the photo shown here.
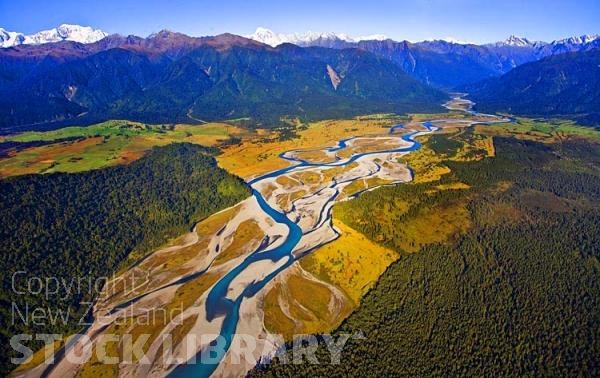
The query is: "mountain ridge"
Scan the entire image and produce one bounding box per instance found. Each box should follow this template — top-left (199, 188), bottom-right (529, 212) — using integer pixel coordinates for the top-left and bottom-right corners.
top-left (0, 34), bottom-right (447, 132)
top-left (6, 25), bottom-right (597, 89)
top-left (247, 27), bottom-right (388, 47)
top-left (2, 25), bottom-right (598, 132)
top-left (466, 48), bottom-right (600, 123)
top-left (5, 24), bottom-right (598, 50)
top-left (0, 24), bottom-right (107, 47)
top-left (247, 28), bottom-right (600, 88)
top-left (246, 27), bottom-right (599, 48)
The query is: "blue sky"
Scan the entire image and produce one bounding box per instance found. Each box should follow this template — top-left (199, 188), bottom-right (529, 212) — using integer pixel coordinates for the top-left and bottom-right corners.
top-left (1, 0), bottom-right (599, 43)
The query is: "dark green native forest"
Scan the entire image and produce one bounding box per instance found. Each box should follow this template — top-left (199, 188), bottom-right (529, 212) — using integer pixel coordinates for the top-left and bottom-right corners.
top-left (0, 143), bottom-right (250, 372)
top-left (251, 137), bottom-right (600, 376)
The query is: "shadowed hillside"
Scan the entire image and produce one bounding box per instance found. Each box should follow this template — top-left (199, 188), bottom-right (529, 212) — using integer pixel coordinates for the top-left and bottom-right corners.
top-left (0, 33), bottom-right (447, 132)
top-left (467, 49), bottom-right (600, 124)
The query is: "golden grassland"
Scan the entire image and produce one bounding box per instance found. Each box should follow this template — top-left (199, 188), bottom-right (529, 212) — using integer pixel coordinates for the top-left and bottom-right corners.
top-left (262, 269), bottom-right (353, 339)
top-left (339, 177), bottom-right (398, 199)
top-left (217, 116), bottom-right (397, 179)
top-left (168, 272), bottom-right (223, 313)
top-left (289, 171), bottom-right (321, 185)
top-left (334, 164), bottom-right (396, 199)
top-left (0, 114), bottom-right (401, 178)
top-left (275, 175), bottom-right (298, 187)
top-left (396, 201), bottom-right (471, 253)
top-left (259, 183), bottom-right (277, 200)
top-left (214, 220), bottom-right (263, 266)
top-left (426, 182), bottom-right (471, 194)
top-left (122, 205), bottom-right (240, 270)
top-left (339, 189), bottom-right (472, 254)
top-left (339, 179), bottom-right (368, 198)
top-left (78, 325), bottom-right (121, 378)
top-left (292, 149), bottom-right (335, 163)
top-left (300, 219), bottom-right (398, 304)
top-left (0, 136), bottom-right (109, 177)
top-left (13, 339), bottom-right (65, 373)
top-left (2, 114), bottom-right (598, 180)
top-left (399, 136), bottom-right (451, 184)
top-left (472, 135), bottom-right (495, 157)
top-left (275, 189), bottom-right (307, 212)
top-left (397, 127), bottom-right (495, 185)
top-left (168, 314), bottom-right (199, 354)
top-left (364, 176), bottom-right (396, 188)
top-left (286, 274), bottom-right (334, 328)
top-left (262, 286), bottom-right (297, 338)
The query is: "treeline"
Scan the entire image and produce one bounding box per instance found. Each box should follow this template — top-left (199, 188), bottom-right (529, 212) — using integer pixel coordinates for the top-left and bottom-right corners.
top-left (0, 143), bottom-right (250, 373)
top-left (251, 137), bottom-right (600, 376)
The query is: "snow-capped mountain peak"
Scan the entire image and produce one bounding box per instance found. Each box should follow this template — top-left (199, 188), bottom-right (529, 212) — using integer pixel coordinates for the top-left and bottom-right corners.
top-left (356, 33), bottom-right (389, 42)
top-left (503, 35), bottom-right (533, 47)
top-left (0, 28), bottom-right (26, 47)
top-left (249, 27), bottom-right (281, 47)
top-left (0, 24), bottom-right (108, 48)
top-left (552, 34), bottom-right (600, 45)
top-left (247, 27), bottom-right (387, 47)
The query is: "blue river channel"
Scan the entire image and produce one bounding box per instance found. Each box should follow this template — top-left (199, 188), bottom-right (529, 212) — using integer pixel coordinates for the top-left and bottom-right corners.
top-left (169, 121), bottom-right (436, 377)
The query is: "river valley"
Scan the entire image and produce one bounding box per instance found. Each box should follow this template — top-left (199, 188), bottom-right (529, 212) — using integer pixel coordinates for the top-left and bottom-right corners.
top-left (19, 97), bottom-right (509, 378)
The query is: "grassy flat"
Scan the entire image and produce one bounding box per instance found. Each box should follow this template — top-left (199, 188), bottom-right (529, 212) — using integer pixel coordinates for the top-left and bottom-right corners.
top-left (300, 219), bottom-right (398, 304)
top-left (0, 121), bottom-right (245, 178)
top-left (479, 118), bottom-right (600, 142)
top-left (217, 116), bottom-right (398, 179)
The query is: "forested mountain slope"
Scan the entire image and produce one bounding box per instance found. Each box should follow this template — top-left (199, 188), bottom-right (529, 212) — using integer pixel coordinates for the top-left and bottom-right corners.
top-left (468, 49), bottom-right (600, 123)
top-left (0, 33), bottom-right (446, 132)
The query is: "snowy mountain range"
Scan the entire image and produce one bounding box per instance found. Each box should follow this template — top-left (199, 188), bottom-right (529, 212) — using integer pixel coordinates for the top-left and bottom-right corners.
top-left (492, 34), bottom-right (600, 48)
top-left (247, 27), bottom-right (387, 47)
top-left (0, 24), bottom-right (107, 47)
top-left (2, 24), bottom-right (597, 51)
top-left (248, 27), bottom-right (600, 50)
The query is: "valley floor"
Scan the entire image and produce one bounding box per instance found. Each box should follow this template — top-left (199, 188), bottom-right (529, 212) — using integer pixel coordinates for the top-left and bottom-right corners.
top-left (5, 97), bottom-right (600, 378)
